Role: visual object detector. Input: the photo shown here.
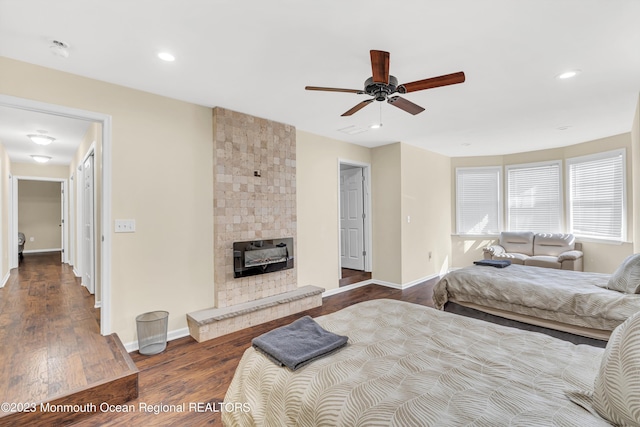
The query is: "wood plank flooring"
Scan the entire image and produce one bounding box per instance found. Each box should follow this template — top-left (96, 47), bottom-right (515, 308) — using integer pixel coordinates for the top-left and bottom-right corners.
top-left (0, 253), bottom-right (137, 426)
top-left (339, 268), bottom-right (372, 287)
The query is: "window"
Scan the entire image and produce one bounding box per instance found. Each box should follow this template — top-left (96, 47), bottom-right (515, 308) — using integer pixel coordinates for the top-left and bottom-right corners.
top-left (456, 167), bottom-right (501, 235)
top-left (506, 161), bottom-right (562, 233)
top-left (567, 149), bottom-right (625, 241)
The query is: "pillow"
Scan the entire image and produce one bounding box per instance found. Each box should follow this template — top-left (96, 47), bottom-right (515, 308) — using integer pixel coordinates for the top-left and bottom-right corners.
top-left (592, 310), bottom-right (640, 426)
top-left (607, 254), bottom-right (640, 293)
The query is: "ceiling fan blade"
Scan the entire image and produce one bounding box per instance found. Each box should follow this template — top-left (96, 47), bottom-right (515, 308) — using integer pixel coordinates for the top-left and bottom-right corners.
top-left (370, 50), bottom-right (390, 84)
top-left (305, 86), bottom-right (364, 94)
top-left (399, 71), bottom-right (466, 93)
top-left (387, 96), bottom-right (425, 115)
top-left (341, 99), bottom-right (374, 116)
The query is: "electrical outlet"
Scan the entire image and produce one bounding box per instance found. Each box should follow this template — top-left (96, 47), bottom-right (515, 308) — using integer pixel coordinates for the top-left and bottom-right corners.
top-left (29, 236), bottom-right (35, 242)
top-left (115, 219), bottom-right (136, 233)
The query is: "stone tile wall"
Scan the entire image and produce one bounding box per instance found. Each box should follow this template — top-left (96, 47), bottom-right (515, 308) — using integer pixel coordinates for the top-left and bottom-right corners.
top-left (213, 107), bottom-right (297, 308)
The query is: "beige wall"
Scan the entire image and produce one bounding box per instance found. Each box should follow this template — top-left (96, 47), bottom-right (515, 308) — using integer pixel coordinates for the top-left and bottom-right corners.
top-left (371, 143), bottom-right (402, 284)
top-left (400, 143), bottom-right (452, 283)
top-left (0, 142), bottom-right (10, 283)
top-left (296, 130), bottom-right (371, 292)
top-left (632, 95), bottom-right (640, 253)
top-left (18, 180), bottom-right (61, 251)
top-left (11, 162), bottom-right (69, 179)
top-left (0, 57), bottom-right (214, 344)
top-left (451, 133), bottom-right (634, 273)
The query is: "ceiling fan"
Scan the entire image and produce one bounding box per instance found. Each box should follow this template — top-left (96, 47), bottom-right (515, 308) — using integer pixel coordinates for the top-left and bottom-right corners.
top-left (305, 50), bottom-right (465, 116)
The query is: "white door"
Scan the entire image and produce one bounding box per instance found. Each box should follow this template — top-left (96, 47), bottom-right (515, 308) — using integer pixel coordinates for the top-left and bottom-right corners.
top-left (82, 154), bottom-right (95, 294)
top-left (60, 182), bottom-right (65, 263)
top-left (67, 174), bottom-right (74, 267)
top-left (340, 167), bottom-right (365, 270)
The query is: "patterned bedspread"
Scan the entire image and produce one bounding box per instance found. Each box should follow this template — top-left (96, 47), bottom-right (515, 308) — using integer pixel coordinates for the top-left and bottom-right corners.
top-left (223, 299), bottom-right (609, 426)
top-left (433, 264), bottom-right (640, 331)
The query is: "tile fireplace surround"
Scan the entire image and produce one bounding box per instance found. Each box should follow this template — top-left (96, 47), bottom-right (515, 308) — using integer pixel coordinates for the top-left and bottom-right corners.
top-left (187, 108), bottom-right (323, 342)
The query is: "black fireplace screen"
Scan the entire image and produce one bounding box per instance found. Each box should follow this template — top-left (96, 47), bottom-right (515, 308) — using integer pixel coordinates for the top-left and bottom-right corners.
top-left (233, 238), bottom-right (293, 278)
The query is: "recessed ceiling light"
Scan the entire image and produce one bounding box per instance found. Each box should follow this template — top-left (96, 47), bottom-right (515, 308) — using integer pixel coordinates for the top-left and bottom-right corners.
top-left (557, 126), bottom-right (571, 131)
top-left (556, 70), bottom-right (581, 80)
top-left (31, 155), bottom-right (52, 163)
top-left (370, 123), bottom-right (382, 129)
top-left (158, 52), bottom-right (175, 62)
top-left (461, 143), bottom-right (471, 147)
top-left (27, 134), bottom-right (56, 145)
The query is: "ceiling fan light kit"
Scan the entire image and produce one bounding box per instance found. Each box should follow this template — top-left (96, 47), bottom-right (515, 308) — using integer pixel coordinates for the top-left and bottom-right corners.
top-left (305, 50), bottom-right (465, 117)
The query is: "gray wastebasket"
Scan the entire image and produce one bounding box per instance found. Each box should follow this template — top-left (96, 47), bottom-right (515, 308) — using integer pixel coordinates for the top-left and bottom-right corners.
top-left (136, 311), bottom-right (169, 355)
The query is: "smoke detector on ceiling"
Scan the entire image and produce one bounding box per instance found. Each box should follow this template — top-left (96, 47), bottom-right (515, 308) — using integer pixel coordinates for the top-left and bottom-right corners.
top-left (50, 40), bottom-right (70, 58)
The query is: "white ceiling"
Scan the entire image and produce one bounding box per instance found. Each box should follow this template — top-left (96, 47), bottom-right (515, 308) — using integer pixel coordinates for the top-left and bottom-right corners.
top-left (0, 106), bottom-right (91, 166)
top-left (0, 0), bottom-right (639, 162)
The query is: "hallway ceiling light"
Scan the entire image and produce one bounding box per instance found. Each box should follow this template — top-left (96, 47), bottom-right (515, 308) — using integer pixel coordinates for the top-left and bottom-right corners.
top-left (31, 155), bottom-right (52, 163)
top-left (158, 52), bottom-right (175, 62)
top-left (27, 134), bottom-right (56, 145)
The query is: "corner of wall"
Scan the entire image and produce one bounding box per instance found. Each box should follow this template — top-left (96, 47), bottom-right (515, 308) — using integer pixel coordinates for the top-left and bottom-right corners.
top-left (632, 94), bottom-right (640, 252)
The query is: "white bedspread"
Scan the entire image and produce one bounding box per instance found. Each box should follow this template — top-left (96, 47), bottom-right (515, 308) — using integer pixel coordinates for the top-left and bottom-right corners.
top-left (223, 299), bottom-right (609, 426)
top-left (433, 264), bottom-right (640, 331)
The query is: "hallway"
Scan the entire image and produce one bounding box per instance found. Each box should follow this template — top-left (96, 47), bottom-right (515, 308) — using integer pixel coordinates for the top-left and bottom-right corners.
top-left (0, 252), bottom-right (137, 425)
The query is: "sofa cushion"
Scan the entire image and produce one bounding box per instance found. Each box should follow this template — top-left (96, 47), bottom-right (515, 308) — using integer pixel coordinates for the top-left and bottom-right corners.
top-left (533, 233), bottom-right (575, 257)
top-left (524, 256), bottom-right (561, 269)
top-left (499, 232), bottom-right (534, 256)
top-left (607, 254), bottom-right (640, 294)
top-left (592, 310), bottom-right (640, 425)
top-left (492, 252), bottom-right (529, 265)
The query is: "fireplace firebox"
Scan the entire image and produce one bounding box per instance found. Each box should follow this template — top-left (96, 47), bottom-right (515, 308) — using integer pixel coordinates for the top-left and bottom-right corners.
top-left (233, 238), bottom-right (294, 278)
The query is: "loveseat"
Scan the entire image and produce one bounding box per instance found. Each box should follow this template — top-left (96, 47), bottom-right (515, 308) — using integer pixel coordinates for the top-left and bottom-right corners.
top-left (483, 232), bottom-right (583, 271)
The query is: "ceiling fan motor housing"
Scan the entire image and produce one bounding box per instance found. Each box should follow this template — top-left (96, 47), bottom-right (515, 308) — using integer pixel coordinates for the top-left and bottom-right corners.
top-left (365, 75), bottom-right (399, 101)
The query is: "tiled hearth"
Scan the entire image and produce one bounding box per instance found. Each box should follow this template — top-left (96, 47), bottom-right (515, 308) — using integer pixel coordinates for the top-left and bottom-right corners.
top-left (187, 108), bottom-right (323, 342)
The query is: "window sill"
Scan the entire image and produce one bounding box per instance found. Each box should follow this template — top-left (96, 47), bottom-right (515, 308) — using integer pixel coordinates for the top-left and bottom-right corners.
top-left (575, 237), bottom-right (630, 246)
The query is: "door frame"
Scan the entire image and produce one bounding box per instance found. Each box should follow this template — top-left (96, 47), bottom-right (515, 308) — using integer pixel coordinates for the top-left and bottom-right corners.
top-left (0, 94), bottom-right (113, 336)
top-left (337, 159), bottom-right (372, 275)
top-left (11, 176), bottom-right (67, 263)
top-left (79, 147), bottom-right (96, 297)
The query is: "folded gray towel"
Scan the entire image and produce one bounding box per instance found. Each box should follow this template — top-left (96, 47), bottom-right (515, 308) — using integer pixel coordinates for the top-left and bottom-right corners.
top-left (474, 259), bottom-right (512, 268)
top-left (252, 315), bottom-right (348, 370)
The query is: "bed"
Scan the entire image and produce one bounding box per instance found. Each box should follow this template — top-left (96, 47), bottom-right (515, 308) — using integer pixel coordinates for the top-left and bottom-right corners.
top-left (223, 299), bottom-right (625, 426)
top-left (433, 264), bottom-right (640, 340)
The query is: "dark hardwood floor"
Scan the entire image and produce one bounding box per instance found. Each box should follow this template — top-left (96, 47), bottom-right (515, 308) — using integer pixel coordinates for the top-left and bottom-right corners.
top-left (339, 268), bottom-right (372, 287)
top-left (0, 252), bottom-right (137, 426)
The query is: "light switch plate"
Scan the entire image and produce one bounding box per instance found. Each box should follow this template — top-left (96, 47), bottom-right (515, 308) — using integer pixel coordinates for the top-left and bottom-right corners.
top-left (115, 219), bottom-right (136, 233)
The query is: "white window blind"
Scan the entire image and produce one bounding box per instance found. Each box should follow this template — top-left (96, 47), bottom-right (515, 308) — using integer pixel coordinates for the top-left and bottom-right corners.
top-left (456, 167), bottom-right (501, 234)
top-left (567, 150), bottom-right (625, 241)
top-left (506, 162), bottom-right (561, 233)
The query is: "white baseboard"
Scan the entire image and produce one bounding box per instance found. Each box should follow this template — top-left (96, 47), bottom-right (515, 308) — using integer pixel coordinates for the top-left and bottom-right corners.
top-left (322, 273), bottom-right (441, 298)
top-left (368, 279), bottom-right (403, 289)
top-left (1, 271), bottom-right (10, 288)
top-left (23, 248), bottom-right (62, 254)
top-left (94, 300), bottom-right (102, 309)
top-left (73, 268), bottom-right (81, 278)
top-left (402, 273), bottom-right (441, 289)
top-left (322, 279), bottom-right (374, 297)
top-left (123, 327), bottom-right (191, 353)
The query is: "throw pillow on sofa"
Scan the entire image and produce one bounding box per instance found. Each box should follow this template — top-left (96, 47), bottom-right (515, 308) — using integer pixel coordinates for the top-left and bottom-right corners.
top-left (607, 254), bottom-right (640, 294)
